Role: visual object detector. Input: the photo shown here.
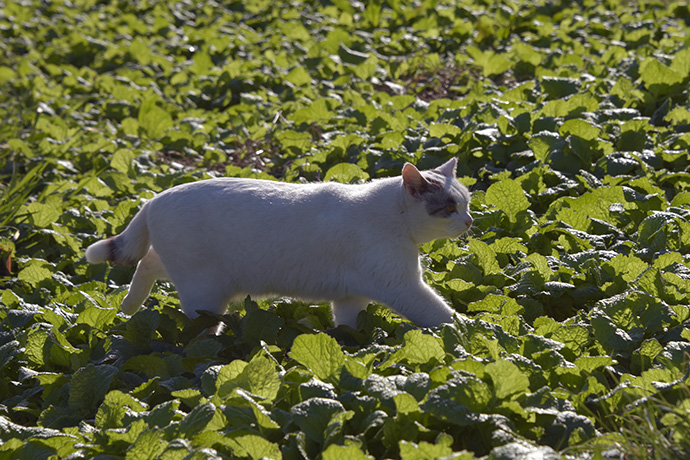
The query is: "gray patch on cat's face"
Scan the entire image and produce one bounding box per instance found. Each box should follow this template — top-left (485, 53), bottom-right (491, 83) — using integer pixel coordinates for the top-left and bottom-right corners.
top-left (419, 171), bottom-right (471, 218)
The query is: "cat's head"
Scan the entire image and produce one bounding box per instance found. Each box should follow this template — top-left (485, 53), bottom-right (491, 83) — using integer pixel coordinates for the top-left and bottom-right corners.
top-left (401, 157), bottom-right (473, 244)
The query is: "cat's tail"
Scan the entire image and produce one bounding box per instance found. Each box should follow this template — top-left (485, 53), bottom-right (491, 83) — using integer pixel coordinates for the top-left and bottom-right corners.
top-left (85, 203), bottom-right (151, 266)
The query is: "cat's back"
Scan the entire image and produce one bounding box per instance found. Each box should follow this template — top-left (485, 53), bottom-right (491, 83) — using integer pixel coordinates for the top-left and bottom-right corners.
top-left (145, 176), bottom-right (399, 229)
top-left (143, 176), bottom-right (400, 280)
top-left (156, 177), bottom-right (303, 200)
top-left (151, 176), bottom-right (361, 209)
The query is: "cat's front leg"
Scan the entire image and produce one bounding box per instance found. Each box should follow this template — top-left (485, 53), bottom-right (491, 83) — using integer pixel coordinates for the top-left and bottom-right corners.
top-left (387, 282), bottom-right (455, 328)
top-left (332, 296), bottom-right (370, 328)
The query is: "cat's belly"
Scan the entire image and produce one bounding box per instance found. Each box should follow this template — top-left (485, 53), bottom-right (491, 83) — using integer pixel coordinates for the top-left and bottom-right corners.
top-left (235, 264), bottom-right (360, 301)
top-left (153, 238), bottom-right (385, 305)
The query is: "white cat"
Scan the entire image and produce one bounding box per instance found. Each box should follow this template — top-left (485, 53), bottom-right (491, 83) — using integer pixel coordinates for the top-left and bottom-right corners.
top-left (85, 158), bottom-right (472, 328)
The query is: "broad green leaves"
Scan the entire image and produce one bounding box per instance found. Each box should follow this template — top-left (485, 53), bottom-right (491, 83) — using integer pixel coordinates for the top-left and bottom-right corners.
top-left (290, 333), bottom-right (345, 384)
top-left (385, 330), bottom-right (445, 368)
top-left (485, 179), bottom-right (530, 223)
top-left (4, 0), bottom-right (690, 458)
top-left (69, 364), bottom-right (118, 413)
top-left (138, 97), bottom-right (174, 140)
top-left (216, 354), bottom-right (281, 400)
top-left (640, 58), bottom-right (684, 95)
top-left (324, 163), bottom-right (370, 183)
top-left (485, 360), bottom-right (530, 400)
top-left (560, 119), bottom-right (601, 142)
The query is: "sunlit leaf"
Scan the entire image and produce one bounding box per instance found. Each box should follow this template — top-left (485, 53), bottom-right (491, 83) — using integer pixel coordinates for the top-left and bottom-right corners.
top-left (290, 333), bottom-right (345, 384)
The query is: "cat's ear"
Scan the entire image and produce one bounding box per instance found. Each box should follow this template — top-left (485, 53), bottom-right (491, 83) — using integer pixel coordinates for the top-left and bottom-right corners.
top-left (402, 163), bottom-right (430, 197)
top-left (435, 157), bottom-right (458, 178)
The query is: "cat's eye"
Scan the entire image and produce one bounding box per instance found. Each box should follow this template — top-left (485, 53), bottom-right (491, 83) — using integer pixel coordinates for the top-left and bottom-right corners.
top-left (446, 204), bottom-right (457, 213)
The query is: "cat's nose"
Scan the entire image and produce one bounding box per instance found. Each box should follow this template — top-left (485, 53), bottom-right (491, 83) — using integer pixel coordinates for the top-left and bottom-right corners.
top-left (464, 216), bottom-right (473, 228)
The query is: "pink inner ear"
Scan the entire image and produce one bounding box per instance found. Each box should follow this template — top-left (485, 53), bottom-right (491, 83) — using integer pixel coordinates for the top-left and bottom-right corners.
top-left (402, 163), bottom-right (428, 197)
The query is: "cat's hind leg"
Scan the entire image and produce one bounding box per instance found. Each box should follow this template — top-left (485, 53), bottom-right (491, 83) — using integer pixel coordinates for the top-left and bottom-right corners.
top-left (332, 296), bottom-right (370, 328)
top-left (122, 247), bottom-right (169, 315)
top-left (175, 280), bottom-right (232, 336)
top-left (174, 277), bottom-right (231, 319)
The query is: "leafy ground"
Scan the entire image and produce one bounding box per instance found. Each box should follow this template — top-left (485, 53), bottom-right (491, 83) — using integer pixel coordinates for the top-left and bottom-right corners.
top-left (3, 0), bottom-right (690, 458)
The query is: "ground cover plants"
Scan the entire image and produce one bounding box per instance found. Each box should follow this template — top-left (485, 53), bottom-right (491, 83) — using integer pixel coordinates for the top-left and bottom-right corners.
top-left (3, 0), bottom-right (690, 458)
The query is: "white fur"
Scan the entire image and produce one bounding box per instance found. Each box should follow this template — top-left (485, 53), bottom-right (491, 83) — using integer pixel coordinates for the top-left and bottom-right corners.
top-left (85, 158), bottom-right (472, 328)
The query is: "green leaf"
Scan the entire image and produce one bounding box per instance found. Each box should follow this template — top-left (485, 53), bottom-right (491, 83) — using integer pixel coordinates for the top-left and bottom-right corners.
top-left (123, 355), bottom-right (170, 380)
top-left (24, 202), bottom-right (61, 228)
top-left (485, 179), bottom-right (530, 222)
top-left (682, 329), bottom-right (690, 342)
top-left (226, 388), bottom-right (281, 431)
top-left (217, 354), bottom-right (281, 401)
top-left (422, 374), bottom-right (491, 425)
top-left (291, 98), bottom-right (334, 124)
top-left (603, 254), bottom-right (648, 282)
top-left (362, 1), bottom-right (382, 27)
top-left (399, 437), bottom-right (457, 460)
top-left (393, 393), bottom-right (420, 415)
top-left (290, 397), bottom-right (347, 443)
top-left (110, 148), bottom-right (135, 174)
top-left (467, 46), bottom-right (511, 77)
top-left (121, 117), bottom-right (139, 136)
top-left (95, 390), bottom-right (147, 429)
top-left (24, 329), bottom-right (48, 367)
top-left (77, 306), bottom-right (117, 330)
top-left (640, 57), bottom-right (683, 92)
top-left (485, 360), bottom-right (530, 399)
top-left (0, 65), bottom-right (17, 83)
top-left (550, 325), bottom-right (590, 358)
top-left (126, 429), bottom-right (167, 460)
top-left (449, 374), bottom-right (492, 412)
top-left (638, 212), bottom-right (682, 252)
top-left (560, 119), bottom-right (601, 141)
top-left (285, 66), bottom-right (312, 86)
top-left (525, 253), bottom-right (554, 283)
top-left (573, 356), bottom-right (614, 374)
top-left (241, 302), bottom-right (284, 346)
top-left (468, 295), bottom-right (523, 315)
top-left (138, 97), bottom-right (173, 139)
top-left (324, 163), bottom-right (370, 183)
top-left (540, 76), bottom-right (581, 99)
top-left (124, 309), bottom-right (160, 346)
top-left (331, 0), bottom-right (355, 14)
top-left (145, 400), bottom-right (179, 429)
top-left (483, 54), bottom-right (512, 77)
top-left (190, 51), bottom-right (213, 75)
top-left (18, 259), bottom-right (53, 287)
top-left (97, 419), bottom-right (147, 448)
top-left (590, 310), bottom-right (636, 354)
top-left (322, 444), bottom-right (374, 460)
top-left (467, 240), bottom-right (501, 275)
top-left (338, 43), bottom-right (370, 65)
top-left (177, 402), bottom-right (217, 438)
top-left (671, 47), bottom-right (690, 78)
top-left (632, 338), bottom-right (663, 372)
top-left (490, 237), bottom-right (528, 255)
top-left (69, 364), bottom-right (118, 413)
top-left (529, 131), bottom-right (563, 162)
top-left (289, 333), bottom-right (345, 384)
top-left (225, 433), bottom-right (283, 460)
top-left (429, 123), bottom-right (463, 139)
top-left (387, 330), bottom-right (445, 367)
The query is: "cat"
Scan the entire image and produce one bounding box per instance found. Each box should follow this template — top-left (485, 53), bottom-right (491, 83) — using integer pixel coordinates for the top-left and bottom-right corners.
top-left (85, 157), bottom-right (473, 329)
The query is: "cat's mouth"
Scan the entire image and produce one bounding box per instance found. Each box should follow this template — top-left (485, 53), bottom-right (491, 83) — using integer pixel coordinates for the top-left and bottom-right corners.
top-left (453, 222), bottom-right (473, 237)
